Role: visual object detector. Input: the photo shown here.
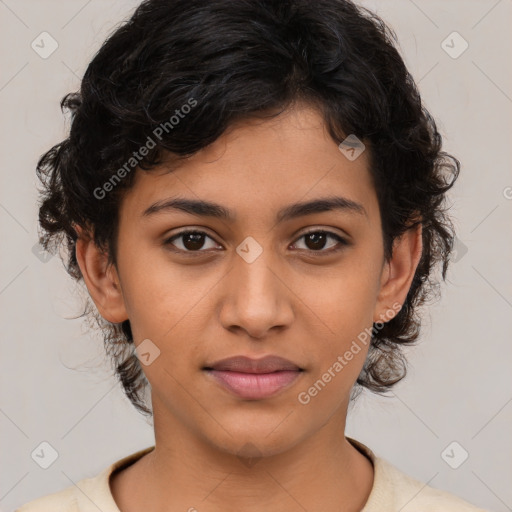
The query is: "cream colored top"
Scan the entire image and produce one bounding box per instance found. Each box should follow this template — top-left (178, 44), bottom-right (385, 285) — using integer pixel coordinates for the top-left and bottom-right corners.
top-left (16, 437), bottom-right (489, 511)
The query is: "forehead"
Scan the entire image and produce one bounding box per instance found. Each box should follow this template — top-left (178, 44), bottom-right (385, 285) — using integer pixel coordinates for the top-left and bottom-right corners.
top-left (119, 105), bottom-right (379, 227)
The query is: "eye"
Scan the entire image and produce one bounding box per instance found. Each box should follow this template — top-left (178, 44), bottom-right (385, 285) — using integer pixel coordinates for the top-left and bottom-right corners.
top-left (291, 230), bottom-right (348, 254)
top-left (163, 230), bottom-right (221, 253)
top-left (163, 229), bottom-right (349, 255)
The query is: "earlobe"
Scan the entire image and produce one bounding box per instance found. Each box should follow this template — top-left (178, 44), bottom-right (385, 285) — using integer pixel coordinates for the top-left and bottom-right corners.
top-left (373, 223), bottom-right (423, 323)
top-left (74, 225), bottom-right (128, 324)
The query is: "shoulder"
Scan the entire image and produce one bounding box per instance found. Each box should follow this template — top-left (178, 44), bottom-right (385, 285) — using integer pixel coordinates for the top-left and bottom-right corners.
top-left (372, 456), bottom-right (490, 512)
top-left (14, 486), bottom-right (78, 512)
top-left (14, 446), bottom-right (154, 512)
top-left (346, 437), bottom-right (489, 512)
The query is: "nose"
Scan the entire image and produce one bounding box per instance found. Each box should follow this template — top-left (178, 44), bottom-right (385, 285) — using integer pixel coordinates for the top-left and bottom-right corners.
top-left (218, 244), bottom-right (294, 340)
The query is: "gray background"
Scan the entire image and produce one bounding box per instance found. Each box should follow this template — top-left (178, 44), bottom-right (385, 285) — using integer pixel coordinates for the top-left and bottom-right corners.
top-left (1, 1), bottom-right (511, 510)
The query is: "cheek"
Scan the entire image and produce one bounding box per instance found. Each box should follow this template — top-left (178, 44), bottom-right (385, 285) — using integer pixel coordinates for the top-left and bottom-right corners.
top-left (118, 255), bottom-right (225, 379)
top-left (302, 255), bottom-right (381, 375)
top-left (306, 256), bottom-right (380, 331)
top-left (116, 250), bottom-right (204, 343)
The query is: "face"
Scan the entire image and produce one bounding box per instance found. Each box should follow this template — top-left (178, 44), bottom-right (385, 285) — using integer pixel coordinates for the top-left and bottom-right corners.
top-left (76, 104), bottom-right (421, 458)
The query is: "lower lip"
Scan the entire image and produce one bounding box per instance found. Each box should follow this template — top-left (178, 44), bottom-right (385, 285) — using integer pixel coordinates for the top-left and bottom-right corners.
top-left (204, 369), bottom-right (302, 399)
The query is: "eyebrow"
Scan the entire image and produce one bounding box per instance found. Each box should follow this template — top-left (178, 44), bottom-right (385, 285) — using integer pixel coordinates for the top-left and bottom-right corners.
top-left (142, 196), bottom-right (367, 222)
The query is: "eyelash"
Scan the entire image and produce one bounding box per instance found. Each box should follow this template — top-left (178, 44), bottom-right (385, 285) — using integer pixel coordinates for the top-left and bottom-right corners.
top-left (163, 229), bottom-right (349, 256)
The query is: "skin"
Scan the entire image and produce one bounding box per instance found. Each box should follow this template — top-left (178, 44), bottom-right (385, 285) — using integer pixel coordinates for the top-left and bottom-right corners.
top-left (75, 103), bottom-right (422, 512)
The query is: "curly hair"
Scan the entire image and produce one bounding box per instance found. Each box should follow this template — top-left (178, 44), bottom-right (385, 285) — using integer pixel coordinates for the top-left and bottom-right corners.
top-left (36, 0), bottom-right (460, 417)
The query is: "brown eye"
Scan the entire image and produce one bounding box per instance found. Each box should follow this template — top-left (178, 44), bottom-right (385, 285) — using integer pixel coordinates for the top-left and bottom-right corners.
top-left (293, 230), bottom-right (348, 253)
top-left (163, 229), bottom-right (348, 255)
top-left (164, 230), bottom-right (219, 252)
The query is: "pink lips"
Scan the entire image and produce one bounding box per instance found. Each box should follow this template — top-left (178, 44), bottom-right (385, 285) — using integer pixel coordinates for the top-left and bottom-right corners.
top-left (203, 355), bottom-right (303, 400)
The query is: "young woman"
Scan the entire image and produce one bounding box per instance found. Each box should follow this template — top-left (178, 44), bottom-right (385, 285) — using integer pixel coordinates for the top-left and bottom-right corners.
top-left (18, 0), bottom-right (488, 510)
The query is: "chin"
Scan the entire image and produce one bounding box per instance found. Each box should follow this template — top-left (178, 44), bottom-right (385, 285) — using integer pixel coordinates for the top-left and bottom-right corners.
top-left (201, 417), bottom-right (308, 460)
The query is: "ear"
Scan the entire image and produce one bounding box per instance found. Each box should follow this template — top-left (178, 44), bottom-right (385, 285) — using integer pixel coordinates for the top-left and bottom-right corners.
top-left (373, 222), bottom-right (423, 323)
top-left (74, 224), bottom-right (128, 324)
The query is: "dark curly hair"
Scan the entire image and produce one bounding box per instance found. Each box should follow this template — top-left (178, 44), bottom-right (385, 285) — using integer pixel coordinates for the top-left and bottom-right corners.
top-left (36, 0), bottom-right (460, 417)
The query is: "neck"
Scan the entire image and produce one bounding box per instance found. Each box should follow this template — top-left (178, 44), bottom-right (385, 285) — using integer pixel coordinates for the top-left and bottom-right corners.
top-left (111, 401), bottom-right (374, 512)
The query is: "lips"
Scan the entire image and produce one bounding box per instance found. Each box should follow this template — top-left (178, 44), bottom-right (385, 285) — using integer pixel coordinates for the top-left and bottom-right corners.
top-left (204, 355), bottom-right (303, 373)
top-left (203, 355), bottom-right (304, 400)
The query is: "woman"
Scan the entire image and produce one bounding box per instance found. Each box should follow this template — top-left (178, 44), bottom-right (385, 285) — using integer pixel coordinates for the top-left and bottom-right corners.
top-left (18, 0), bottom-right (488, 510)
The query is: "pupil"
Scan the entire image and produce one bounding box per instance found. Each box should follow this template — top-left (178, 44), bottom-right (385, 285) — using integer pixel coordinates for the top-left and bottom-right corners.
top-left (184, 232), bottom-right (204, 250)
top-left (306, 232), bottom-right (326, 250)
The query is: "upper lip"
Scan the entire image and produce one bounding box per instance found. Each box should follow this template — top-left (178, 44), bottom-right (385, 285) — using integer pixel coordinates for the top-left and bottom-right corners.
top-left (204, 355), bottom-right (303, 373)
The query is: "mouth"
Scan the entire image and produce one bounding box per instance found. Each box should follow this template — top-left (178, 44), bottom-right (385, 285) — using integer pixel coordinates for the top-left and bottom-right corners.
top-left (202, 355), bottom-right (304, 400)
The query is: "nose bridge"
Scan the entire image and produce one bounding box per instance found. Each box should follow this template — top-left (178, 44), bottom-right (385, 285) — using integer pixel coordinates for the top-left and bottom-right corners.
top-left (219, 235), bottom-right (292, 336)
top-left (234, 235), bottom-right (280, 304)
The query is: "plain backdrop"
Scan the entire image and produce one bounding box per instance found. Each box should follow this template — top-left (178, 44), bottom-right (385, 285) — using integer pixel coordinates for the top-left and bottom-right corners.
top-left (1, 1), bottom-right (511, 511)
